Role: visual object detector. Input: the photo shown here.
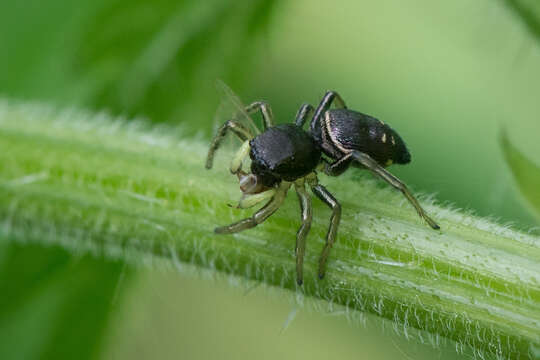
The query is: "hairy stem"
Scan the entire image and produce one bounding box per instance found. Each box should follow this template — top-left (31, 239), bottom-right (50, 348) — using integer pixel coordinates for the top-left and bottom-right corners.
top-left (0, 100), bottom-right (538, 360)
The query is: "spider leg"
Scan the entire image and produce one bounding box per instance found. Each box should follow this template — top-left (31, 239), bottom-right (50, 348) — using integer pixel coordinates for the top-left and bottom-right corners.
top-left (307, 175), bottom-right (341, 280)
top-left (215, 182), bottom-right (291, 234)
top-left (295, 103), bottom-right (314, 128)
top-left (237, 188), bottom-right (276, 209)
top-left (324, 153), bottom-right (354, 177)
top-left (245, 101), bottom-right (274, 130)
top-left (230, 140), bottom-right (251, 174)
top-left (352, 151), bottom-right (440, 230)
top-left (310, 90), bottom-right (347, 135)
top-left (294, 179), bottom-right (312, 285)
top-left (206, 120), bottom-right (253, 169)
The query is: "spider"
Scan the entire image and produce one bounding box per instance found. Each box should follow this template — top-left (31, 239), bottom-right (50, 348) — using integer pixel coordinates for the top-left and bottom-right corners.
top-left (206, 87), bottom-right (440, 285)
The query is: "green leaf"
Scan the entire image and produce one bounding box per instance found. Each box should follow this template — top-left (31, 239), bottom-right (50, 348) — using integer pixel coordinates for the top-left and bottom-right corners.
top-left (502, 0), bottom-right (540, 42)
top-left (501, 131), bottom-right (540, 219)
top-left (0, 0), bottom-right (279, 129)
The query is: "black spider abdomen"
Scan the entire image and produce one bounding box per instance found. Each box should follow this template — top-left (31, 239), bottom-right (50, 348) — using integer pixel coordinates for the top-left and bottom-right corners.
top-left (325, 109), bottom-right (411, 166)
top-left (250, 124), bottom-right (321, 186)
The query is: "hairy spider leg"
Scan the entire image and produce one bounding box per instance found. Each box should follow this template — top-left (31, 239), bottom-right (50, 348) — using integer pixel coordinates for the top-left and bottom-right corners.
top-left (215, 182), bottom-right (292, 234)
top-left (307, 174), bottom-right (341, 280)
top-left (294, 179), bottom-right (313, 285)
top-left (295, 103), bottom-right (314, 128)
top-left (352, 151), bottom-right (440, 230)
top-left (206, 120), bottom-right (253, 170)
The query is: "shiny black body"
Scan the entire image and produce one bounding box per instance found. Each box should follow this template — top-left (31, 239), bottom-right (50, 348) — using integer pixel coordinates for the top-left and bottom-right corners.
top-left (249, 108), bottom-right (411, 186)
top-left (317, 108), bottom-right (411, 166)
top-left (250, 124), bottom-right (321, 187)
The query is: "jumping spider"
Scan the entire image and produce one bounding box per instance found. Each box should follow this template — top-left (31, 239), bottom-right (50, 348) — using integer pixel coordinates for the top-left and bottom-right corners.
top-left (206, 86), bottom-right (439, 285)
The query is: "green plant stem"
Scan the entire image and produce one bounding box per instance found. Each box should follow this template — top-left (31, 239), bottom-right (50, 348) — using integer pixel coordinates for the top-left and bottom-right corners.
top-left (0, 100), bottom-right (538, 360)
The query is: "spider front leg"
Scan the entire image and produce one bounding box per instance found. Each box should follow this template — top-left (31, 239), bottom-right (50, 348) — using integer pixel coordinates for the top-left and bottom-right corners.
top-left (352, 151), bottom-right (440, 230)
top-left (307, 174), bottom-right (341, 280)
top-left (215, 182), bottom-right (291, 234)
top-left (206, 120), bottom-right (253, 169)
top-left (230, 140), bottom-right (251, 174)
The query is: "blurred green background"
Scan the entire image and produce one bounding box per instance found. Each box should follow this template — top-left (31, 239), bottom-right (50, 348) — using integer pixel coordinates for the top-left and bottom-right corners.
top-left (0, 0), bottom-right (539, 359)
